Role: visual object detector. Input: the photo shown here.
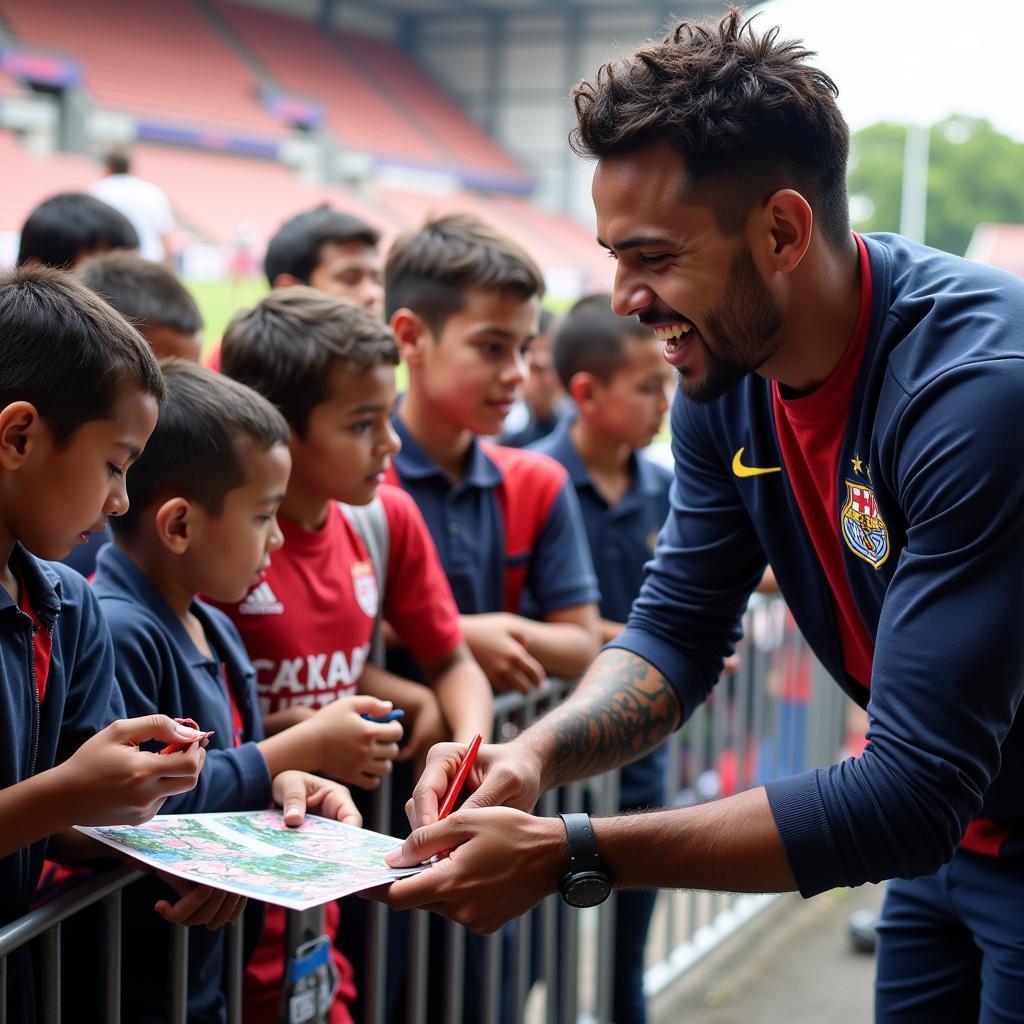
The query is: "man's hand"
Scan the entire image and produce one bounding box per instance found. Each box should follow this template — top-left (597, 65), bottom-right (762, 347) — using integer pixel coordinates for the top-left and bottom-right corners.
top-left (380, 808), bottom-right (567, 933)
top-left (405, 740), bottom-right (543, 830)
top-left (153, 871), bottom-right (246, 930)
top-left (53, 716), bottom-right (206, 827)
top-left (462, 614), bottom-right (545, 694)
top-left (272, 770), bottom-right (362, 828)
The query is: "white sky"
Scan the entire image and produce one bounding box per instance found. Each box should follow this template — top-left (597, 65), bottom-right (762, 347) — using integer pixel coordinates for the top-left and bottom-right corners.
top-left (752, 0), bottom-right (1024, 138)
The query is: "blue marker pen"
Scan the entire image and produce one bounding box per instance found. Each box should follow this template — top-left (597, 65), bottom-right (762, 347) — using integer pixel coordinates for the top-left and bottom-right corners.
top-left (361, 709), bottom-right (405, 723)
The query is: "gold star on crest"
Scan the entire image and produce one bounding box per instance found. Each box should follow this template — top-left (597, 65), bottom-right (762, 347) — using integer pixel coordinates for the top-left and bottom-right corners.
top-left (851, 454), bottom-right (864, 475)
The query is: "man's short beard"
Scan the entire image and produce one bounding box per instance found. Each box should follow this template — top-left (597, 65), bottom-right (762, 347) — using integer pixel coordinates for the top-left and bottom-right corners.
top-left (681, 245), bottom-right (783, 405)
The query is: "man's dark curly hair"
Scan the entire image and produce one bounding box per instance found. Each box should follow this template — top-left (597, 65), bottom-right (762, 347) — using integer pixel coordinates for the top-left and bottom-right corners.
top-left (571, 8), bottom-right (851, 248)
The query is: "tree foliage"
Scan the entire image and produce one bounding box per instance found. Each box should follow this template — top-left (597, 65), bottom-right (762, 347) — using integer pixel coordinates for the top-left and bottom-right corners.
top-left (847, 116), bottom-right (1024, 255)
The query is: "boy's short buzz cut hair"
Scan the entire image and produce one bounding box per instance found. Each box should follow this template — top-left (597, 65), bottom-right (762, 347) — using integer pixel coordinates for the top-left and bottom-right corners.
top-left (384, 212), bottom-right (545, 337)
top-left (77, 251), bottom-right (203, 336)
top-left (264, 204), bottom-right (381, 287)
top-left (220, 286), bottom-right (399, 436)
top-left (112, 360), bottom-right (289, 536)
top-left (553, 308), bottom-right (654, 391)
top-left (0, 264), bottom-right (164, 446)
top-left (17, 192), bottom-right (139, 269)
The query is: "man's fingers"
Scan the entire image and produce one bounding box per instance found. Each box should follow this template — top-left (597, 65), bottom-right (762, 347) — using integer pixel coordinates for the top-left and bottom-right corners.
top-left (384, 819), bottom-right (463, 869)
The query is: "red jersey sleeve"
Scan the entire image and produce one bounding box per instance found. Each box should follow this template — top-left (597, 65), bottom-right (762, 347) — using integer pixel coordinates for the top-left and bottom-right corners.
top-left (377, 484), bottom-right (463, 664)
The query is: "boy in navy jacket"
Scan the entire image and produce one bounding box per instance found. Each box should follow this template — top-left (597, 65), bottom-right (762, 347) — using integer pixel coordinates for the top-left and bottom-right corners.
top-left (530, 309), bottom-right (672, 1024)
top-left (93, 361), bottom-right (391, 1023)
top-left (0, 267), bottom-right (214, 1021)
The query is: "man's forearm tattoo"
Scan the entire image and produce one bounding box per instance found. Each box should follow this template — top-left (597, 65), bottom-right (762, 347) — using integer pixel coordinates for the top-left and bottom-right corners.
top-left (542, 649), bottom-right (680, 788)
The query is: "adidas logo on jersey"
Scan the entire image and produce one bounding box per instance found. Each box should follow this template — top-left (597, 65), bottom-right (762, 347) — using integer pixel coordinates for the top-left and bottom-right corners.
top-left (239, 581), bottom-right (284, 615)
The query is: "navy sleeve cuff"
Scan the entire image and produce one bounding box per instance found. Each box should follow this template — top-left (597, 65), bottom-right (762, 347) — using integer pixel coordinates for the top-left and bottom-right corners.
top-left (764, 770), bottom-right (845, 898)
top-left (235, 741), bottom-right (274, 807)
top-left (606, 626), bottom-right (716, 724)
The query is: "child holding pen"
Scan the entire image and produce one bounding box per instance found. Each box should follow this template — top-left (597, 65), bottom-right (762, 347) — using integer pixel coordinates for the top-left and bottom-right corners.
top-left (91, 361), bottom-right (398, 1023)
top-left (0, 267), bottom-right (228, 1023)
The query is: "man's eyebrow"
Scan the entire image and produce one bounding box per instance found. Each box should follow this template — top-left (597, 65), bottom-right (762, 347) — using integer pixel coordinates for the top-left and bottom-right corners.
top-left (596, 234), bottom-right (674, 252)
top-left (346, 403), bottom-right (388, 415)
top-left (258, 491), bottom-right (287, 505)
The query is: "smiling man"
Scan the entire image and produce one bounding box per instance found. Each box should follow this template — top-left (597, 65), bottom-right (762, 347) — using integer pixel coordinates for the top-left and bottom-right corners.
top-left (383, 11), bottom-right (1024, 1021)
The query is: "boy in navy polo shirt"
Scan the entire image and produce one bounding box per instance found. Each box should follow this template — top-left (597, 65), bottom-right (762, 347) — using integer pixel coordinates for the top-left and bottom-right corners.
top-left (384, 213), bottom-right (600, 691)
top-left (531, 309), bottom-right (672, 1024)
top-left (0, 267), bottom-right (216, 1022)
top-left (93, 360), bottom-right (384, 1024)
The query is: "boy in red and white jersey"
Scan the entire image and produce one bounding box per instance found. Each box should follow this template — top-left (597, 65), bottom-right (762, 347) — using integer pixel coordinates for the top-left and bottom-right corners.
top-left (213, 287), bottom-right (493, 1019)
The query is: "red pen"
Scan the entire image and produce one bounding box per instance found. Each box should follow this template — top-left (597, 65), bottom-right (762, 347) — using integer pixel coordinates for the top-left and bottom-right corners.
top-left (437, 734), bottom-right (482, 820)
top-left (159, 717), bottom-right (213, 756)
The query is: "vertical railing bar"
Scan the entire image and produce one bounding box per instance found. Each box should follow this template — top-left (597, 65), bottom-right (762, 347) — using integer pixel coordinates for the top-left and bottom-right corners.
top-left (103, 890), bottom-right (122, 1024)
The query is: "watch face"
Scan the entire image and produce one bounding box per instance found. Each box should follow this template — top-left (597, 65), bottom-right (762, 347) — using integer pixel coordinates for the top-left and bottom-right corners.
top-left (564, 872), bottom-right (611, 908)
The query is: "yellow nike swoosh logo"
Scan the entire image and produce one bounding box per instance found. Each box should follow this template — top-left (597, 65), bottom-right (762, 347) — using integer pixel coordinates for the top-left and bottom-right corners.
top-left (732, 447), bottom-right (781, 478)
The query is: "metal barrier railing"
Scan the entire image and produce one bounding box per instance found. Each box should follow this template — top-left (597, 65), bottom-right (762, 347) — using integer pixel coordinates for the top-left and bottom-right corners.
top-left (0, 596), bottom-right (848, 1023)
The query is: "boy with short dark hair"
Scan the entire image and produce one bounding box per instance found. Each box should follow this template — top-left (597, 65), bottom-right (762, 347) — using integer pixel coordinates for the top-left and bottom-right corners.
top-left (264, 204), bottom-right (383, 315)
top-left (17, 192), bottom-right (139, 269)
top-left (93, 360), bottom-right (384, 1024)
top-left (532, 308), bottom-right (673, 1024)
top-left (77, 251), bottom-right (204, 362)
top-left (384, 213), bottom-right (601, 692)
top-left (0, 266), bottom-right (211, 1022)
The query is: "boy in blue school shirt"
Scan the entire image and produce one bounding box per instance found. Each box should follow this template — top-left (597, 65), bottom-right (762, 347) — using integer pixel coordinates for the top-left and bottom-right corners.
top-left (91, 361), bottom-right (399, 1024)
top-left (530, 308), bottom-right (673, 1024)
top-left (0, 267), bottom-right (221, 1023)
top-left (384, 213), bottom-right (600, 691)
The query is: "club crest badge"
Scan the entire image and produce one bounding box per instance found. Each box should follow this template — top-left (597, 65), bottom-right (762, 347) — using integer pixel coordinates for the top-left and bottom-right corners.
top-left (351, 561), bottom-right (379, 618)
top-left (840, 480), bottom-right (889, 569)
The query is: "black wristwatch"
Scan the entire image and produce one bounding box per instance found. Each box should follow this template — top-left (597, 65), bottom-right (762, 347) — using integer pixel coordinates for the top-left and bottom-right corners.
top-left (558, 812), bottom-right (612, 908)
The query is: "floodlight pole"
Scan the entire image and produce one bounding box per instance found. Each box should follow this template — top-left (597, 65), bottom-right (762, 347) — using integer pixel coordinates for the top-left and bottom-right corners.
top-left (899, 123), bottom-right (930, 243)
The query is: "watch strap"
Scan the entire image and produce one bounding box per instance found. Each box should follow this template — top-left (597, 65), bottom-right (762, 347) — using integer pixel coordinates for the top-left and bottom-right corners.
top-left (559, 812), bottom-right (602, 875)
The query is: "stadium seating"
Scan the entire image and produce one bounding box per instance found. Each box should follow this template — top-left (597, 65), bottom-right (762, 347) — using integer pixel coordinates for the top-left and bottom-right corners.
top-left (335, 32), bottom-right (524, 180)
top-left (215, 1), bottom-right (439, 165)
top-left (0, 132), bottom-right (97, 237)
top-left (126, 145), bottom-right (387, 247)
top-left (0, 0), bottom-right (280, 137)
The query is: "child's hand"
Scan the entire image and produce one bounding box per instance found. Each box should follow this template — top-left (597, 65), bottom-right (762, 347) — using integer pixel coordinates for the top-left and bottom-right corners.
top-left (462, 614), bottom-right (545, 694)
top-left (305, 696), bottom-right (404, 788)
top-left (272, 770), bottom-right (362, 828)
top-left (55, 716), bottom-right (206, 827)
top-left (395, 688), bottom-right (447, 770)
top-left (153, 870), bottom-right (246, 930)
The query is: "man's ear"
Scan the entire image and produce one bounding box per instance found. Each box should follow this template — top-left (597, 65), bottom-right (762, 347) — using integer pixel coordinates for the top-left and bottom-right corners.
top-left (154, 497), bottom-right (194, 555)
top-left (272, 273), bottom-right (303, 289)
top-left (0, 401), bottom-right (43, 471)
top-left (750, 188), bottom-right (814, 275)
top-left (390, 308), bottom-right (431, 367)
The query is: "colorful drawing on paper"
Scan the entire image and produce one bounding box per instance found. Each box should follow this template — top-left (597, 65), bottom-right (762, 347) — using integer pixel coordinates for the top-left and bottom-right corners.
top-left (77, 810), bottom-right (423, 911)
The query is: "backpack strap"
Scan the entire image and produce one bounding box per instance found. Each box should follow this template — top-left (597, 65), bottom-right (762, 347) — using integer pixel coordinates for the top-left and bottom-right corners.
top-left (339, 498), bottom-right (390, 667)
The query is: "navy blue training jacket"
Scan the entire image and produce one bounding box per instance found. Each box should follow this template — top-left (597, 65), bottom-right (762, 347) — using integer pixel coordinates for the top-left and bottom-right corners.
top-left (92, 542), bottom-right (271, 1024)
top-left (611, 233), bottom-right (1024, 897)
top-left (0, 545), bottom-right (124, 1021)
